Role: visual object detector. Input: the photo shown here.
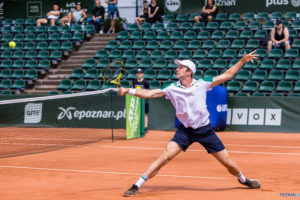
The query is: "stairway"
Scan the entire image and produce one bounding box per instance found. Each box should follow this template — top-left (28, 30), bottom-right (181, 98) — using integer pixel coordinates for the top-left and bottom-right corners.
top-left (24, 33), bottom-right (117, 94)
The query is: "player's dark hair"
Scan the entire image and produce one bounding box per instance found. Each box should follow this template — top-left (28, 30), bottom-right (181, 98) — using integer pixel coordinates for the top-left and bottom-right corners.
top-left (207, 0), bottom-right (215, 6)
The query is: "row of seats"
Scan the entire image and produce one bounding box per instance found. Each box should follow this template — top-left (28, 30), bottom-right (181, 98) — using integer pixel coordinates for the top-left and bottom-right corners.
top-left (0, 42), bottom-right (73, 51)
top-left (0, 25), bottom-right (94, 33)
top-left (116, 30), bottom-right (299, 41)
top-left (0, 79), bottom-right (27, 90)
top-left (1, 50), bottom-right (62, 59)
top-left (0, 59), bottom-right (51, 69)
top-left (0, 69), bottom-right (37, 79)
top-left (127, 21), bottom-right (300, 32)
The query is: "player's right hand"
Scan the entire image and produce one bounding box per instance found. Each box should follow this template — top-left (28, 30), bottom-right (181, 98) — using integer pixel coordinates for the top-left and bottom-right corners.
top-left (118, 87), bottom-right (127, 96)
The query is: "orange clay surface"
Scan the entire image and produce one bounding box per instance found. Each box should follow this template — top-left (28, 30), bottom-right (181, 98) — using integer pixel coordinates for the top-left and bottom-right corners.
top-left (0, 130), bottom-right (300, 200)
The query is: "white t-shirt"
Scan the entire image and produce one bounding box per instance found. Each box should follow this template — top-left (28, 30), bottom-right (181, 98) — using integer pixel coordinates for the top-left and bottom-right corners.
top-left (162, 79), bottom-right (212, 129)
top-left (47, 11), bottom-right (60, 20)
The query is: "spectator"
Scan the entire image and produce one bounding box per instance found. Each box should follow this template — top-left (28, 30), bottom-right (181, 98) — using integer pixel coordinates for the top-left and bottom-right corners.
top-left (132, 68), bottom-right (150, 133)
top-left (194, 0), bottom-right (217, 22)
top-left (88, 0), bottom-right (105, 33)
top-left (37, 3), bottom-right (61, 26)
top-left (60, 3), bottom-right (87, 26)
top-left (105, 0), bottom-right (118, 34)
top-left (267, 20), bottom-right (291, 54)
top-left (135, 0), bottom-right (149, 28)
top-left (147, 0), bottom-right (162, 24)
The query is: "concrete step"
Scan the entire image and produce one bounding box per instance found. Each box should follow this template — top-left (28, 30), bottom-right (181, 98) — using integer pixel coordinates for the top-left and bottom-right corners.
top-left (68, 56), bottom-right (93, 60)
top-left (49, 69), bottom-right (74, 74)
top-left (35, 86), bottom-right (58, 90)
top-left (72, 51), bottom-right (98, 56)
top-left (79, 46), bottom-right (103, 50)
top-left (48, 75), bottom-right (70, 80)
top-left (61, 59), bottom-right (85, 64)
top-left (35, 80), bottom-right (61, 86)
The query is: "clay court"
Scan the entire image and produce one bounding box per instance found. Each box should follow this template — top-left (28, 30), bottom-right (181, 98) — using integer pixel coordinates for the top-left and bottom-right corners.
top-left (0, 129), bottom-right (300, 200)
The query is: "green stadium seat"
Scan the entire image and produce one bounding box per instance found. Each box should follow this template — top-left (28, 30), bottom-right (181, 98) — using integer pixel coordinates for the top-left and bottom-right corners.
top-left (35, 26), bottom-right (47, 33)
top-left (268, 70), bottom-right (283, 81)
top-left (161, 80), bottom-right (175, 88)
top-left (269, 49), bottom-right (283, 58)
top-left (108, 50), bottom-right (121, 59)
top-left (60, 25), bottom-right (70, 32)
top-left (254, 30), bottom-right (267, 39)
top-left (212, 59), bottom-right (227, 69)
top-left (219, 21), bottom-right (232, 30)
top-left (288, 93), bottom-right (300, 97)
top-left (193, 49), bottom-right (207, 59)
top-left (164, 14), bottom-right (175, 21)
top-left (50, 51), bottom-right (62, 60)
top-left (197, 59), bottom-right (212, 69)
top-left (82, 58), bottom-right (97, 68)
top-left (179, 22), bottom-right (192, 30)
top-left (83, 68), bottom-right (98, 79)
top-left (256, 49), bottom-right (268, 58)
top-left (13, 33), bottom-right (24, 41)
top-left (284, 49), bottom-right (299, 58)
top-left (194, 70), bottom-right (203, 80)
top-left (13, 25), bottom-right (23, 33)
top-left (285, 70), bottom-right (300, 81)
top-left (124, 58), bottom-right (138, 69)
top-left (164, 50), bottom-right (177, 59)
top-left (127, 69), bottom-right (137, 80)
top-left (215, 13), bottom-right (227, 21)
top-left (228, 59), bottom-right (239, 67)
top-left (166, 22), bottom-right (178, 30)
top-left (176, 13), bottom-right (187, 22)
top-left (37, 50), bottom-right (50, 59)
top-left (0, 59), bottom-right (12, 69)
top-left (234, 70), bottom-right (250, 80)
top-left (48, 91), bottom-right (59, 95)
top-left (174, 40), bottom-right (187, 49)
top-left (227, 81), bottom-right (242, 92)
top-left (234, 21), bottom-right (246, 29)
top-left (229, 13), bottom-right (240, 21)
top-left (2, 26), bottom-right (12, 32)
top-left (12, 60), bottom-right (24, 68)
top-left (271, 93), bottom-right (284, 96)
top-left (156, 69), bottom-right (171, 80)
top-left (127, 23), bottom-right (139, 31)
top-left (24, 25), bottom-right (35, 33)
top-left (69, 68), bottom-right (84, 79)
top-left (259, 81), bottom-right (275, 92)
top-left (231, 39), bottom-right (245, 48)
top-left (293, 82), bottom-right (300, 92)
top-left (262, 21), bottom-right (274, 29)
top-left (149, 80), bottom-right (161, 89)
top-left (105, 40), bottom-right (118, 49)
top-left (0, 69), bottom-right (11, 79)
top-left (239, 50), bottom-right (253, 58)
top-left (211, 30), bottom-right (224, 39)
top-left (222, 49), bottom-right (236, 58)
top-left (36, 42), bottom-right (48, 50)
top-left (25, 60), bottom-right (37, 68)
top-left (132, 40), bottom-right (145, 49)
top-left (14, 18), bottom-right (24, 25)
top-left (0, 90), bottom-right (12, 94)
top-left (117, 31), bottom-right (130, 40)
top-left (25, 18), bottom-right (36, 25)
top-left (143, 69), bottom-right (156, 80)
top-left (261, 59), bottom-right (275, 69)
top-left (171, 71), bottom-right (177, 80)
top-left (11, 80), bottom-right (25, 90)
top-left (293, 59), bottom-right (300, 69)
top-left (14, 42), bottom-right (23, 50)
top-left (292, 39), bottom-right (300, 48)
top-left (276, 81), bottom-right (292, 92)
top-left (197, 30), bottom-right (210, 39)
top-left (38, 59), bottom-right (50, 69)
top-left (150, 50), bottom-right (163, 59)
top-left (170, 31), bottom-right (182, 40)
top-left (239, 30), bottom-right (253, 39)
top-left (203, 69), bottom-right (218, 79)
top-left (72, 32), bottom-right (84, 41)
top-left (11, 69), bottom-right (24, 79)
top-left (83, 25), bottom-right (95, 35)
top-left (188, 40), bottom-right (201, 49)
top-left (0, 80), bottom-right (12, 89)
top-left (24, 50), bottom-right (37, 59)
top-left (167, 59), bottom-right (177, 69)
top-left (48, 25), bottom-right (60, 33)
top-left (60, 32), bottom-right (72, 41)
top-left (178, 50), bottom-right (192, 59)
top-left (183, 30), bottom-right (196, 40)
top-left (135, 50), bottom-right (149, 59)
top-left (255, 12), bottom-right (268, 20)
top-left (253, 92), bottom-right (266, 96)
top-left (71, 79), bottom-right (86, 91)
top-left (96, 59), bottom-right (109, 68)
top-left (284, 12), bottom-right (297, 20)
top-left (225, 30), bottom-right (238, 39)
top-left (24, 69), bottom-right (37, 80)
top-left (152, 22), bottom-right (165, 31)
top-left (192, 22), bottom-right (205, 30)
top-left (216, 40), bottom-right (230, 49)
top-left (188, 13), bottom-right (198, 22)
top-left (57, 79), bottom-right (72, 90)
top-left (71, 25), bottom-right (82, 32)
top-left (156, 31), bottom-right (169, 40)
top-left (0, 50), bottom-right (12, 59)
top-left (86, 80), bottom-right (101, 90)
top-left (48, 42), bottom-right (60, 50)
top-left (129, 31), bottom-right (142, 40)
top-left (270, 12), bottom-right (282, 20)
top-left (139, 58), bottom-right (152, 68)
top-left (248, 21), bottom-right (260, 30)
top-left (119, 40), bottom-right (132, 49)
top-left (242, 12), bottom-right (254, 20)
top-left (143, 31), bottom-right (156, 40)
top-left (202, 40), bottom-right (215, 49)
top-left (23, 42), bottom-right (35, 50)
top-left (245, 39), bottom-right (260, 48)
top-left (146, 40), bottom-right (159, 49)
top-left (276, 59), bottom-right (291, 69)
top-left (62, 91), bottom-right (73, 94)
top-left (251, 70), bottom-right (267, 81)
top-left (120, 80), bottom-right (130, 88)
top-left (153, 59), bottom-right (167, 69)
top-left (60, 42), bottom-right (73, 51)
top-left (141, 22), bottom-right (152, 31)
top-left (206, 22), bottom-right (219, 29)
top-left (159, 40), bottom-right (172, 49)
top-left (1, 34), bottom-right (12, 42)
top-left (48, 33), bottom-right (60, 41)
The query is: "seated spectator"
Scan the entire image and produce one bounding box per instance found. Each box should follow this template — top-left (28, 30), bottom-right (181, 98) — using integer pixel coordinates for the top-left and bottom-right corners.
top-left (194, 0), bottom-right (217, 22)
top-left (135, 1), bottom-right (149, 28)
top-left (147, 0), bottom-right (162, 24)
top-left (106, 0), bottom-right (118, 34)
top-left (37, 3), bottom-right (61, 26)
top-left (267, 20), bottom-right (291, 54)
top-left (88, 0), bottom-right (105, 33)
top-left (60, 3), bottom-right (87, 26)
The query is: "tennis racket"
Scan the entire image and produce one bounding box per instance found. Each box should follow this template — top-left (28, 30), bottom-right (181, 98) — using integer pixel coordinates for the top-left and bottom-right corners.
top-left (102, 60), bottom-right (125, 87)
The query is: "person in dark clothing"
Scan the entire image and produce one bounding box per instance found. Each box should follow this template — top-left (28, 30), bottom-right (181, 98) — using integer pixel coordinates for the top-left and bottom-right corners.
top-left (194, 0), bottom-right (217, 22)
top-left (132, 68), bottom-right (150, 133)
top-left (267, 20), bottom-right (291, 54)
top-left (135, 0), bottom-right (149, 28)
top-left (146, 0), bottom-right (162, 24)
top-left (88, 0), bottom-right (105, 33)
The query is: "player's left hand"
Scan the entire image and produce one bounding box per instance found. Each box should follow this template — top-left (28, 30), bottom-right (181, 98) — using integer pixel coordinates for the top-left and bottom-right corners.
top-left (242, 50), bottom-right (259, 63)
top-left (118, 87), bottom-right (127, 96)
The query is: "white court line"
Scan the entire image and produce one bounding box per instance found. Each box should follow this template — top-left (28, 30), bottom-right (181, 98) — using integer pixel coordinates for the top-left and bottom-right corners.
top-left (102, 145), bottom-right (300, 156)
top-left (0, 165), bottom-right (274, 181)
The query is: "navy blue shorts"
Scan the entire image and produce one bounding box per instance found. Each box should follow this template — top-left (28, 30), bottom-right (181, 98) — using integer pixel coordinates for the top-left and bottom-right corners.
top-left (171, 123), bottom-right (225, 153)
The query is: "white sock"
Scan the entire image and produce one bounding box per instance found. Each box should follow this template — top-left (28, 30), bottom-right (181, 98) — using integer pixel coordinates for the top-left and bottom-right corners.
top-left (238, 172), bottom-right (246, 183)
top-left (135, 174), bottom-right (148, 188)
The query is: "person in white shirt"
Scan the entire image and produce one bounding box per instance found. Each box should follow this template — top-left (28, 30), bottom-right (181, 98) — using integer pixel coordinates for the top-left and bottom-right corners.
top-left (37, 3), bottom-right (61, 27)
top-left (119, 51), bottom-right (261, 197)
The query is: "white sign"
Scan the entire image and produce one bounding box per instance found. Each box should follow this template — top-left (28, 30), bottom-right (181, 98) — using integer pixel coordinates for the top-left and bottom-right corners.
top-left (165, 0), bottom-right (181, 12)
top-left (24, 103), bottom-right (43, 123)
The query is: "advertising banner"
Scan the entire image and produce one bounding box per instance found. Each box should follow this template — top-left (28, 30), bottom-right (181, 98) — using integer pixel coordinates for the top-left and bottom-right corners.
top-left (126, 94), bottom-right (141, 139)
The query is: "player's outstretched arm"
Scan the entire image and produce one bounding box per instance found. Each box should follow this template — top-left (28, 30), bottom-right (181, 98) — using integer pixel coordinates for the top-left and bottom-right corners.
top-left (118, 88), bottom-right (165, 99)
top-left (210, 50), bottom-right (259, 88)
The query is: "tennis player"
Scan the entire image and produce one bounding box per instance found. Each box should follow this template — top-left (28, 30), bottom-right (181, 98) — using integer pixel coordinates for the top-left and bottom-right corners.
top-left (118, 51), bottom-right (260, 197)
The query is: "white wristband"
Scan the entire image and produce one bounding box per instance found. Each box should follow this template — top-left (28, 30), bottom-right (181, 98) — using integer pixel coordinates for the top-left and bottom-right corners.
top-left (128, 89), bottom-right (136, 96)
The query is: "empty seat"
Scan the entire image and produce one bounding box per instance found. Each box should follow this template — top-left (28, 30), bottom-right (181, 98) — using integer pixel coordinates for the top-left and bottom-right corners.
top-left (117, 31), bottom-right (130, 40)
top-left (234, 21), bottom-right (246, 29)
top-left (203, 69), bottom-right (218, 79)
top-left (245, 39), bottom-right (260, 48)
top-left (156, 69), bottom-right (171, 80)
top-left (291, 20), bottom-right (300, 29)
top-left (202, 40), bottom-right (215, 49)
top-left (0, 69), bottom-right (11, 79)
top-left (276, 59), bottom-right (291, 69)
top-left (211, 30), bottom-right (224, 39)
top-left (143, 69), bottom-right (156, 80)
top-left (284, 49), bottom-right (299, 58)
top-left (127, 23), bottom-right (139, 31)
top-left (0, 80), bottom-right (12, 89)
top-left (122, 50), bottom-right (135, 59)
top-left (174, 40), bottom-right (187, 49)
top-left (212, 59), bottom-right (227, 69)
top-left (197, 31), bottom-right (210, 39)
top-left (38, 59), bottom-right (50, 69)
top-left (239, 30), bottom-right (253, 39)
top-left (242, 12), bottom-right (254, 20)
top-left (135, 50), bottom-right (149, 59)
top-left (48, 42), bottom-right (60, 50)
top-left (255, 12), bottom-right (268, 20)
top-left (284, 70), bottom-right (300, 81)
top-left (152, 23), bottom-right (165, 31)
top-left (83, 69), bottom-right (98, 79)
top-left (57, 79), bottom-right (72, 90)
top-left (206, 22), bottom-right (219, 29)
top-left (36, 42), bottom-right (49, 51)
top-left (268, 70), bottom-right (284, 81)
top-left (227, 81), bottom-right (242, 92)
top-left (262, 21), bottom-right (274, 29)
top-left (82, 58), bottom-right (97, 68)
top-left (176, 13), bottom-right (187, 22)
top-left (216, 40), bottom-right (230, 49)
top-left (149, 80), bottom-right (161, 89)
top-left (292, 39), bottom-right (300, 48)
top-left (269, 49), bottom-right (283, 58)
top-left (164, 50), bottom-right (177, 59)
top-left (119, 40), bottom-right (132, 49)
top-left (143, 31), bottom-right (156, 40)
top-left (197, 59), bottom-right (212, 69)
top-left (248, 21), bottom-right (260, 30)
top-left (215, 13), bottom-right (227, 21)
top-left (25, 60), bottom-right (38, 68)
top-left (244, 59), bottom-right (259, 70)
top-left (141, 22), bottom-right (152, 31)
top-left (156, 31), bottom-right (169, 40)
top-left (146, 40), bottom-right (159, 49)
top-left (170, 31), bottom-right (182, 40)
top-left (139, 58), bottom-right (152, 68)
top-left (256, 49), bottom-right (268, 58)
top-left (178, 50), bottom-right (192, 59)
top-left (69, 68), bottom-right (84, 79)
top-left (60, 32), bottom-right (72, 41)
top-left (105, 40), bottom-right (118, 49)
top-left (108, 50), bottom-right (121, 59)
top-left (234, 70), bottom-right (251, 80)
top-left (231, 39), bottom-right (245, 48)
top-left (242, 81), bottom-right (259, 92)
top-left (12, 60), bottom-right (25, 68)
top-left (166, 22), bottom-right (178, 30)
top-left (183, 31), bottom-right (196, 40)
top-left (251, 70), bottom-right (267, 81)
top-left (11, 80), bottom-right (25, 90)
top-left (284, 12), bottom-right (297, 20)
top-left (179, 22), bottom-right (192, 30)
top-left (153, 59), bottom-right (167, 69)
top-left (270, 12), bottom-right (282, 20)
top-left (125, 58), bottom-right (138, 69)
top-left (293, 82), bottom-right (300, 92)
top-left (71, 79), bottom-right (86, 90)
top-left (225, 30), bottom-right (238, 39)
top-left (229, 13), bottom-right (240, 21)
top-left (219, 21), bottom-right (232, 30)
top-left (254, 30), bottom-right (267, 39)
top-left (86, 80), bottom-right (101, 90)
top-left (260, 59), bottom-right (275, 69)
top-left (222, 49), bottom-right (236, 58)
top-left (192, 22), bottom-right (205, 30)
top-left (276, 81), bottom-right (292, 92)
top-left (130, 31), bottom-right (142, 40)
top-left (159, 40), bottom-right (172, 49)
top-left (188, 40), bottom-right (201, 49)
top-left (11, 69), bottom-right (24, 79)
top-left (292, 59), bottom-right (300, 69)
top-left (150, 50), bottom-right (163, 59)
top-left (259, 81), bottom-right (275, 92)
top-left (193, 50), bottom-right (207, 59)
top-left (132, 40), bottom-right (145, 49)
